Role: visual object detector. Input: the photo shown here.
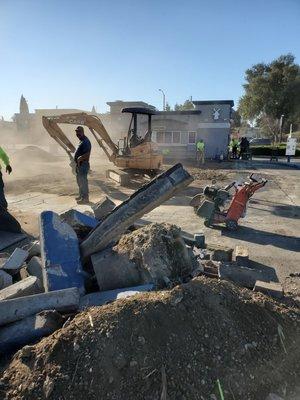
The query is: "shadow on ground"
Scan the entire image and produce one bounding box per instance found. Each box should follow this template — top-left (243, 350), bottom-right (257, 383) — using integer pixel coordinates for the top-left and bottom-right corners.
top-left (249, 199), bottom-right (300, 219)
top-left (223, 225), bottom-right (300, 252)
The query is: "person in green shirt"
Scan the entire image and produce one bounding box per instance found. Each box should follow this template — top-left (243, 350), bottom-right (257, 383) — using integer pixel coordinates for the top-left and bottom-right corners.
top-left (0, 147), bottom-right (12, 210)
top-left (196, 139), bottom-right (205, 165)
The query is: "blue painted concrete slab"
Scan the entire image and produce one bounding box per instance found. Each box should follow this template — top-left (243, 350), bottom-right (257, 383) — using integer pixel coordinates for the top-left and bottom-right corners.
top-left (79, 284), bottom-right (154, 309)
top-left (40, 211), bottom-right (85, 294)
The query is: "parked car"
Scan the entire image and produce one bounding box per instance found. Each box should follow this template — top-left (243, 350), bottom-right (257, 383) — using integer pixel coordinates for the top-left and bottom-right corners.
top-left (249, 138), bottom-right (272, 145)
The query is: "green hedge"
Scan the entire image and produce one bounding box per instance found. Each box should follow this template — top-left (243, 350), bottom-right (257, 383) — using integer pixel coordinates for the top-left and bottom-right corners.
top-left (251, 145), bottom-right (300, 157)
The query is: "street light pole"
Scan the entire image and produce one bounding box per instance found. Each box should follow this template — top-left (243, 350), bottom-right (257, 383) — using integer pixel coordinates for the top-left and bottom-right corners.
top-left (279, 114), bottom-right (284, 142)
top-left (159, 89), bottom-right (166, 111)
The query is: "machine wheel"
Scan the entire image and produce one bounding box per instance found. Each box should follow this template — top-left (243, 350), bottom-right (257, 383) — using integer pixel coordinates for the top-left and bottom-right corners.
top-left (226, 219), bottom-right (238, 231)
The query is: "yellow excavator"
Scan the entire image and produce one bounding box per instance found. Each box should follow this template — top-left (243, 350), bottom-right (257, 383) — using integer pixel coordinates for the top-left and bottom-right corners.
top-left (42, 107), bottom-right (163, 184)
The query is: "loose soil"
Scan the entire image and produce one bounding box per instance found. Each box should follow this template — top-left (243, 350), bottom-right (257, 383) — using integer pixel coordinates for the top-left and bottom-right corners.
top-left (115, 223), bottom-right (193, 286)
top-left (1, 277), bottom-right (299, 400)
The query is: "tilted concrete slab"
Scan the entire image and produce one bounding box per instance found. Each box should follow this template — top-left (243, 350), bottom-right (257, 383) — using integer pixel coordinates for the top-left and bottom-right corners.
top-left (60, 209), bottom-right (98, 229)
top-left (40, 211), bottom-right (85, 294)
top-left (0, 276), bottom-right (42, 301)
top-left (0, 310), bottom-right (63, 353)
top-left (0, 231), bottom-right (27, 252)
top-left (0, 287), bottom-right (79, 326)
top-left (218, 263), bottom-right (265, 288)
top-left (92, 196), bottom-right (116, 220)
top-left (1, 248), bottom-right (29, 274)
top-left (81, 164), bottom-right (193, 259)
top-left (79, 284), bottom-right (154, 309)
top-left (254, 280), bottom-right (283, 299)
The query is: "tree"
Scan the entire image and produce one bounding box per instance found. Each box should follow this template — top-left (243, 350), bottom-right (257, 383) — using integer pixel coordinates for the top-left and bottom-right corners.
top-left (174, 99), bottom-right (195, 111)
top-left (238, 54), bottom-right (300, 141)
top-left (165, 102), bottom-right (171, 111)
top-left (231, 109), bottom-right (241, 127)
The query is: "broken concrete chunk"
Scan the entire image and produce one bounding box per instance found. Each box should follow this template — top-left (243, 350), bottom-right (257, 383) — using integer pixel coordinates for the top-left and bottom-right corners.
top-left (194, 233), bottom-right (205, 248)
top-left (25, 240), bottom-right (41, 259)
top-left (79, 284), bottom-right (154, 310)
top-left (60, 209), bottom-right (98, 230)
top-left (0, 287), bottom-right (79, 326)
top-left (208, 244), bottom-right (233, 262)
top-left (114, 223), bottom-right (193, 286)
top-left (91, 248), bottom-right (142, 291)
top-left (1, 248), bottom-right (29, 275)
top-left (27, 256), bottom-right (44, 287)
top-left (181, 233), bottom-right (195, 247)
top-left (0, 253), bottom-right (9, 268)
top-left (202, 260), bottom-right (219, 278)
top-left (92, 196), bottom-right (116, 220)
top-left (0, 276), bottom-right (42, 301)
top-left (0, 270), bottom-right (13, 290)
top-left (81, 164), bottom-right (193, 259)
top-left (19, 266), bottom-right (30, 280)
top-left (218, 263), bottom-right (265, 288)
top-left (235, 245), bottom-right (249, 266)
top-left (0, 310), bottom-right (64, 354)
top-left (40, 211), bottom-right (85, 294)
top-left (254, 280), bottom-right (283, 299)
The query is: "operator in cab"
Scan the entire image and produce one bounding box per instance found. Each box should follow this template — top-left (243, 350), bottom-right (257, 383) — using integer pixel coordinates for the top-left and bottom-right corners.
top-left (74, 126), bottom-right (91, 204)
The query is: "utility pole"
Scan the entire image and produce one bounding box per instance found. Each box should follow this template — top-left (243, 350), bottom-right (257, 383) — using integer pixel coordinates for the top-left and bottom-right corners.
top-left (159, 89), bottom-right (166, 111)
top-left (279, 114), bottom-right (284, 142)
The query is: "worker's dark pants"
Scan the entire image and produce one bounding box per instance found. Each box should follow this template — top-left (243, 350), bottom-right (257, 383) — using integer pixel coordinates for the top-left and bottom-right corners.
top-left (76, 162), bottom-right (90, 199)
top-left (232, 146), bottom-right (238, 159)
top-left (0, 171), bottom-right (8, 210)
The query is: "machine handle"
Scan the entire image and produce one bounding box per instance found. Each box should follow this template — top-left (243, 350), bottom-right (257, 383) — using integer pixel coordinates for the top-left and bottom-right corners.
top-left (249, 173), bottom-right (258, 183)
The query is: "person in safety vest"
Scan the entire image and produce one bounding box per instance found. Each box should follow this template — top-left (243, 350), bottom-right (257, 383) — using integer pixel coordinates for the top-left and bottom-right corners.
top-left (196, 139), bottom-right (205, 165)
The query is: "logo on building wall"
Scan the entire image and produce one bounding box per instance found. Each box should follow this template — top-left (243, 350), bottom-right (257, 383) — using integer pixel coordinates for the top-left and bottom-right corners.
top-left (212, 108), bottom-right (221, 120)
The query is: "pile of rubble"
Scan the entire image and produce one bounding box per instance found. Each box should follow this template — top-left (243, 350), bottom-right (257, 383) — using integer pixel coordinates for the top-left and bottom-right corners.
top-left (0, 164), bottom-right (194, 353)
top-left (0, 163), bottom-right (299, 399)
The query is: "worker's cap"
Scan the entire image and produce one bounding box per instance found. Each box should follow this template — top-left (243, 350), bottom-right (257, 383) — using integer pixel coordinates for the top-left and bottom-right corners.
top-left (75, 126), bottom-right (84, 134)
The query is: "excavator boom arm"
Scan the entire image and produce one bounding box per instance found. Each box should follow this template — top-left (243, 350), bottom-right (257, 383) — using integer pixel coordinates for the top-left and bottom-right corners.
top-left (42, 113), bottom-right (118, 162)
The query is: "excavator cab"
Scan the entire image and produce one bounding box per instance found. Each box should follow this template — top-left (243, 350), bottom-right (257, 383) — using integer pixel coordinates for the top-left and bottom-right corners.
top-left (121, 107), bottom-right (156, 153)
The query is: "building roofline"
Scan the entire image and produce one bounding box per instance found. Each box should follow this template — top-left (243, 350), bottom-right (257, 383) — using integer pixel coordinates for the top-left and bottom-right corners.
top-left (192, 100), bottom-right (234, 107)
top-left (157, 110), bottom-right (202, 116)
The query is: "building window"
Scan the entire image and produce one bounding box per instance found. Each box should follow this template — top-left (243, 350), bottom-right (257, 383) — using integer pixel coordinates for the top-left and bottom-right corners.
top-left (156, 132), bottom-right (164, 143)
top-left (153, 131), bottom-right (185, 144)
top-left (164, 132), bottom-right (172, 143)
top-left (188, 132), bottom-right (196, 144)
top-left (173, 131), bottom-right (180, 143)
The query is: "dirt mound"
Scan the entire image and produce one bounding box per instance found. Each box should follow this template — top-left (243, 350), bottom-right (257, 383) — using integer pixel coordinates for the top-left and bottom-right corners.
top-left (11, 146), bottom-right (59, 163)
top-left (1, 277), bottom-right (299, 400)
top-left (115, 223), bottom-right (193, 285)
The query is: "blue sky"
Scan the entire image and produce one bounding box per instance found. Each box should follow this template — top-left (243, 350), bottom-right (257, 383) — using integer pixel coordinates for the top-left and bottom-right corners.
top-left (0, 0), bottom-right (299, 119)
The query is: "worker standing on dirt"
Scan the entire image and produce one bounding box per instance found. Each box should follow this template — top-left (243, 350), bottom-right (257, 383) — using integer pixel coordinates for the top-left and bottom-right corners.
top-left (74, 126), bottom-right (91, 204)
top-left (196, 139), bottom-right (205, 165)
top-left (0, 146), bottom-right (12, 210)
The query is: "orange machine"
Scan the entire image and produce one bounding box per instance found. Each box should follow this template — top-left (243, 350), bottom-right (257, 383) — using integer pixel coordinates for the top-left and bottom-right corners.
top-left (194, 174), bottom-right (267, 230)
top-left (42, 108), bottom-right (163, 184)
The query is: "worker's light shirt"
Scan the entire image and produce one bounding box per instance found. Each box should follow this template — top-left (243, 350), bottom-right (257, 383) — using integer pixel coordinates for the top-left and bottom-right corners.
top-left (196, 141), bottom-right (205, 151)
top-left (0, 147), bottom-right (9, 170)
